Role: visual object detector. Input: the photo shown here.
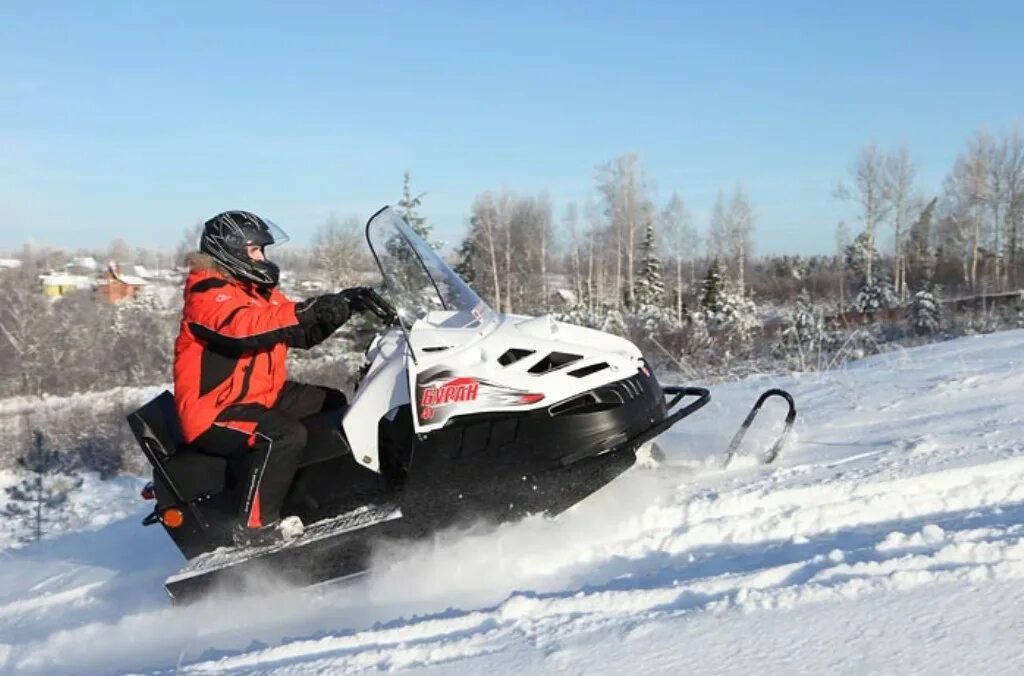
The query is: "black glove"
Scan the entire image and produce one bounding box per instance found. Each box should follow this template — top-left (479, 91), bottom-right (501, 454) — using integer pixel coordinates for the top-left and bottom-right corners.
top-left (337, 287), bottom-right (373, 313)
top-left (338, 287), bottom-right (397, 323)
top-left (296, 293), bottom-right (350, 330)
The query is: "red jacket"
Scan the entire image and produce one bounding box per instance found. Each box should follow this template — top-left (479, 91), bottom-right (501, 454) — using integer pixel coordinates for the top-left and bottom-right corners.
top-left (174, 254), bottom-right (318, 443)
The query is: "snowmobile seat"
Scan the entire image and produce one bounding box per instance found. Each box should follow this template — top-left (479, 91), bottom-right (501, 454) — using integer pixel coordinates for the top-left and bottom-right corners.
top-left (127, 391), bottom-right (229, 504)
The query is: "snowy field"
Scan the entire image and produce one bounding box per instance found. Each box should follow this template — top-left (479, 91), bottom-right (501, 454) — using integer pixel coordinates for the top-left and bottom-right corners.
top-left (2, 330), bottom-right (1024, 674)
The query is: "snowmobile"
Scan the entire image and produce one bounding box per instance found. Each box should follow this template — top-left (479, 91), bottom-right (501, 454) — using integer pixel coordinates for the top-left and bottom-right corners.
top-left (128, 206), bottom-right (796, 603)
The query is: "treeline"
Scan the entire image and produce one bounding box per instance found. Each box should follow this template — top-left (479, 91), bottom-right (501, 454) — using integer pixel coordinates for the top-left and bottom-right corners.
top-left (1, 129), bottom-right (1023, 475)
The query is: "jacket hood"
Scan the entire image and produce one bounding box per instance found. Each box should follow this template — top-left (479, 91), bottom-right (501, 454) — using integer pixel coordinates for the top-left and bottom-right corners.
top-left (184, 251), bottom-right (229, 274)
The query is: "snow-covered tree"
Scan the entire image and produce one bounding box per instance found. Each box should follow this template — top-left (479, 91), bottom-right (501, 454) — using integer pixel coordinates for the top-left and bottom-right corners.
top-left (634, 222), bottom-right (665, 308)
top-left (855, 278), bottom-right (897, 315)
top-left (396, 171), bottom-right (441, 249)
top-left (844, 231), bottom-right (881, 287)
top-left (905, 288), bottom-right (941, 335)
top-left (699, 260), bottom-right (726, 314)
top-left (3, 429), bottom-right (82, 543)
top-left (775, 288), bottom-right (831, 369)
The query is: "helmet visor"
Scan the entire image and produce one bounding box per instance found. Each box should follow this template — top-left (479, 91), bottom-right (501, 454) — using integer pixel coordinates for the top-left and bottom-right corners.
top-left (252, 219), bottom-right (290, 248)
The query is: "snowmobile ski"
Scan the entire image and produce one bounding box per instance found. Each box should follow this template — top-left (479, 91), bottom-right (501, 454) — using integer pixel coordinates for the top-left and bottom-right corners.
top-left (723, 388), bottom-right (797, 467)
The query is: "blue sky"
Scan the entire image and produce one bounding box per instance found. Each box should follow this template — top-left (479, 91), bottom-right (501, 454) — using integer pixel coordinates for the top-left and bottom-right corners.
top-left (1, 1), bottom-right (1021, 255)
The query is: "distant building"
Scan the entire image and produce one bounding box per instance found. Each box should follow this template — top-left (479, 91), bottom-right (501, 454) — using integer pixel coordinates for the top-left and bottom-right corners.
top-left (40, 273), bottom-right (93, 298)
top-left (549, 288), bottom-right (578, 307)
top-left (0, 258), bottom-right (22, 271)
top-left (65, 256), bottom-right (99, 275)
top-left (96, 261), bottom-right (148, 303)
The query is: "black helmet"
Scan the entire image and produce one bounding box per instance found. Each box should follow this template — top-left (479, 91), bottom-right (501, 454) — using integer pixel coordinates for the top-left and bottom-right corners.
top-left (200, 211), bottom-right (289, 288)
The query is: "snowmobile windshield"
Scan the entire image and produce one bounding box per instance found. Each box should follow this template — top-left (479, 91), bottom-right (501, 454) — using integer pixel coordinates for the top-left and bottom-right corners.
top-left (365, 207), bottom-right (497, 333)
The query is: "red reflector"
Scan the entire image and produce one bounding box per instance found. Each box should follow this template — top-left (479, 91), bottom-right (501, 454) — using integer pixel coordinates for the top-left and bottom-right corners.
top-left (520, 393), bottom-right (545, 404)
top-left (641, 365), bottom-right (650, 377)
top-left (161, 508), bottom-right (184, 529)
top-left (140, 484), bottom-right (155, 500)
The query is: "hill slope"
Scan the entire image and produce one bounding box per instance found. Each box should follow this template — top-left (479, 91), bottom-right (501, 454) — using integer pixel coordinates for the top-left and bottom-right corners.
top-left (2, 330), bottom-right (1024, 674)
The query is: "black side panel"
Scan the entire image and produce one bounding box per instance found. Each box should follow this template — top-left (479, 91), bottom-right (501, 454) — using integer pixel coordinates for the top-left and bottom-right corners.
top-left (402, 369), bottom-right (661, 526)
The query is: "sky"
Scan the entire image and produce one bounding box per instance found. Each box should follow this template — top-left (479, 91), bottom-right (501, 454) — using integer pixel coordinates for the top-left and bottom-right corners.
top-left (1, 1), bottom-right (1022, 255)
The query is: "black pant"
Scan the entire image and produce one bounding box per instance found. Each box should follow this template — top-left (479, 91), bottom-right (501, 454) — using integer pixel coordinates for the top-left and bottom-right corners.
top-left (192, 381), bottom-right (348, 528)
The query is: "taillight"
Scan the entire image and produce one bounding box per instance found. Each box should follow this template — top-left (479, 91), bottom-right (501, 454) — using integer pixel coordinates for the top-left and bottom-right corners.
top-left (161, 507), bottom-right (184, 528)
top-left (140, 482), bottom-right (155, 500)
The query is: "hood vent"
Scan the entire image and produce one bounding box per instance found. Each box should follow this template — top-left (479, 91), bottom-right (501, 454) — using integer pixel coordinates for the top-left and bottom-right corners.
top-left (568, 362), bottom-right (609, 378)
top-left (498, 348), bottom-right (536, 366)
top-left (528, 352), bottom-right (583, 374)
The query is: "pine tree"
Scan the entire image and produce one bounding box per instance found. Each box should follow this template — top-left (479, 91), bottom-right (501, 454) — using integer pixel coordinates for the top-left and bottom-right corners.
top-left (855, 278), bottom-right (897, 315)
top-left (845, 232), bottom-right (881, 287)
top-left (396, 171), bottom-right (440, 249)
top-left (634, 222), bottom-right (665, 308)
top-left (776, 288), bottom-right (830, 369)
top-left (3, 429), bottom-right (82, 543)
top-left (905, 287), bottom-right (941, 335)
top-left (452, 235), bottom-right (479, 287)
top-left (699, 259), bottom-right (726, 314)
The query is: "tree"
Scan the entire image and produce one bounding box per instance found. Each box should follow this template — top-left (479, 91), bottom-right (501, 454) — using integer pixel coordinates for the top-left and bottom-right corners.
top-left (452, 235), bottom-right (479, 288)
top-left (175, 220), bottom-right (204, 266)
top-left (311, 215), bottom-right (371, 289)
top-left (905, 197), bottom-right (938, 292)
top-left (658, 192), bottom-right (696, 322)
top-left (0, 264), bottom-right (51, 395)
top-left (844, 232), bottom-right (880, 287)
top-left (596, 153), bottom-right (654, 310)
top-left (707, 192), bottom-right (728, 262)
top-left (725, 185), bottom-right (755, 291)
top-left (855, 278), bottom-right (897, 316)
top-left (837, 145), bottom-right (891, 285)
top-left (396, 171), bottom-right (440, 249)
top-left (634, 221), bottom-right (665, 309)
top-left (699, 259), bottom-right (726, 315)
top-left (885, 147), bottom-right (918, 300)
top-left (905, 288), bottom-right (941, 336)
top-left (3, 429), bottom-right (82, 543)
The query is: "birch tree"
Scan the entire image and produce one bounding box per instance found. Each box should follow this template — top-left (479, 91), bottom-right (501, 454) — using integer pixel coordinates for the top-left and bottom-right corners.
top-left (596, 153), bottom-right (653, 310)
top-left (658, 192), bottom-right (696, 322)
top-left (837, 145), bottom-right (891, 285)
top-left (725, 185), bottom-right (755, 292)
top-left (311, 215), bottom-right (371, 289)
top-left (885, 147), bottom-right (918, 300)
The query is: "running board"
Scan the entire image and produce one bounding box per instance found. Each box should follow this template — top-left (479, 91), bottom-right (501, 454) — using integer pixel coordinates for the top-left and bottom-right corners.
top-left (165, 504), bottom-right (406, 604)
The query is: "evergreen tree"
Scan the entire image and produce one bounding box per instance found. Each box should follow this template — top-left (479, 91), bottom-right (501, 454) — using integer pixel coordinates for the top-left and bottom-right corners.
top-left (855, 278), bottom-right (897, 315)
top-left (452, 235), bottom-right (479, 287)
top-left (905, 287), bottom-right (941, 335)
top-left (699, 259), bottom-right (726, 314)
top-left (2, 430), bottom-right (82, 543)
top-left (396, 171), bottom-right (441, 249)
top-left (844, 232), bottom-right (881, 287)
top-left (775, 288), bottom-right (831, 369)
top-left (634, 222), bottom-right (665, 308)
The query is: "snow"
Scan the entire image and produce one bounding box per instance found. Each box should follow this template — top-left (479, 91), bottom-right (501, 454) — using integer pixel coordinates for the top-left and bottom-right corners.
top-left (3, 330), bottom-right (1024, 673)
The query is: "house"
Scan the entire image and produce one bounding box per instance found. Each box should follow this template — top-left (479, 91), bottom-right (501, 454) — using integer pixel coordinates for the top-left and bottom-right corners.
top-left (40, 273), bottom-right (94, 298)
top-left (96, 261), bottom-right (148, 303)
top-left (0, 258), bottom-right (22, 272)
top-left (65, 256), bottom-right (99, 275)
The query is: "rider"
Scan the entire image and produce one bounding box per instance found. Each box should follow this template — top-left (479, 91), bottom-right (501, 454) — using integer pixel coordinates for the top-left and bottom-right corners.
top-left (174, 210), bottom-right (372, 546)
